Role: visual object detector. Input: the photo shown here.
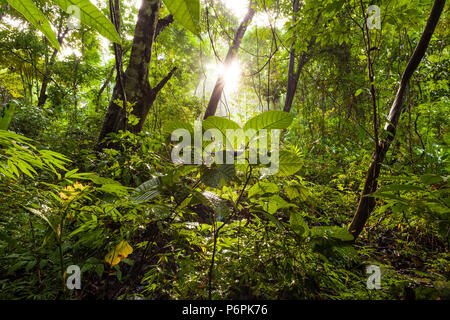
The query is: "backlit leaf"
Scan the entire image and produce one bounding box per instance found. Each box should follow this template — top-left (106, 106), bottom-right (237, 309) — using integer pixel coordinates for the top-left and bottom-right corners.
top-left (6, 0), bottom-right (60, 50)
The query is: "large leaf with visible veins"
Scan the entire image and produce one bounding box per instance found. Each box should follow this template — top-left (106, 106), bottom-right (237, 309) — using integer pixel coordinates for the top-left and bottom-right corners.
top-left (53, 0), bottom-right (121, 44)
top-left (7, 0), bottom-right (60, 50)
top-left (162, 0), bottom-right (201, 36)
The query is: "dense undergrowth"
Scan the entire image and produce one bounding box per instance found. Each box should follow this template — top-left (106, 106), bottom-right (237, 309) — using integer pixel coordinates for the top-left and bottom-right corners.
top-left (0, 105), bottom-right (448, 300)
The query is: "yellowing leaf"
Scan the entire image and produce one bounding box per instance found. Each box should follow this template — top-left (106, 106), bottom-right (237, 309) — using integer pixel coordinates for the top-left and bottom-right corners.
top-left (105, 240), bottom-right (133, 267)
top-left (59, 181), bottom-right (88, 200)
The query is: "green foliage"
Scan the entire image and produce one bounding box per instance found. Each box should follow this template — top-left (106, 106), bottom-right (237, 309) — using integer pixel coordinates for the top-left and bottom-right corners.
top-left (52, 0), bottom-right (122, 44)
top-left (0, 0), bottom-right (448, 301)
top-left (243, 110), bottom-right (294, 132)
top-left (162, 0), bottom-right (201, 37)
top-left (289, 210), bottom-right (309, 238)
top-left (200, 163), bottom-right (236, 188)
top-left (6, 0), bottom-right (60, 49)
top-left (131, 177), bottom-right (161, 203)
top-left (277, 150), bottom-right (303, 177)
top-left (0, 130), bottom-right (69, 180)
top-left (370, 173), bottom-right (450, 239)
top-left (0, 101), bottom-right (16, 130)
top-left (5, 0), bottom-right (121, 49)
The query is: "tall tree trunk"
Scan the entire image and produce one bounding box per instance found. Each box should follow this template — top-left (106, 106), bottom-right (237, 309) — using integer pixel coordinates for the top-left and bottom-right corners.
top-left (349, 0), bottom-right (446, 239)
top-left (37, 49), bottom-right (56, 107)
top-left (283, 3), bottom-right (317, 113)
top-left (37, 28), bottom-right (68, 107)
top-left (97, 0), bottom-right (175, 149)
top-left (203, 1), bottom-right (255, 120)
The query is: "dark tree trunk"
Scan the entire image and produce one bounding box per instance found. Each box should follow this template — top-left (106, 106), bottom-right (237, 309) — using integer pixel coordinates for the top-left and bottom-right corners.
top-left (283, 49), bottom-right (311, 113)
top-left (37, 28), bottom-right (68, 107)
top-left (37, 49), bottom-right (57, 107)
top-left (283, 2), bottom-right (317, 113)
top-left (97, 0), bottom-right (175, 149)
top-left (349, 0), bottom-right (446, 239)
top-left (203, 2), bottom-right (255, 120)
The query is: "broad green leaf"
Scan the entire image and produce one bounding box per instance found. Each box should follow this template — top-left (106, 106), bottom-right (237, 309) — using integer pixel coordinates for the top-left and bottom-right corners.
top-left (248, 181), bottom-right (279, 198)
top-left (368, 191), bottom-right (408, 203)
top-left (377, 184), bottom-right (423, 192)
top-left (162, 0), bottom-right (201, 36)
top-left (52, 0), bottom-right (122, 44)
top-left (285, 184), bottom-right (309, 201)
top-left (264, 195), bottom-right (296, 214)
top-left (203, 116), bottom-right (241, 133)
top-left (0, 102), bottom-right (16, 130)
top-left (420, 174), bottom-right (444, 185)
top-left (290, 211), bottom-right (309, 237)
top-left (6, 0), bottom-right (60, 50)
top-left (163, 120), bottom-right (194, 138)
top-left (276, 150), bottom-right (303, 177)
top-left (285, 186), bottom-right (300, 200)
top-left (244, 110), bottom-right (294, 132)
top-left (200, 163), bottom-right (236, 188)
top-left (202, 116), bottom-right (242, 149)
top-left (97, 183), bottom-right (130, 197)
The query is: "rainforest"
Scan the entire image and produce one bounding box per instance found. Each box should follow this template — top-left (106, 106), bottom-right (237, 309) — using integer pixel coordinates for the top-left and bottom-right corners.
top-left (0, 0), bottom-right (448, 301)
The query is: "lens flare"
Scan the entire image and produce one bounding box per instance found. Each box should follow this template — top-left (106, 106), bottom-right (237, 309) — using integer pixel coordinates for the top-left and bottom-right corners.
top-left (222, 60), bottom-right (242, 93)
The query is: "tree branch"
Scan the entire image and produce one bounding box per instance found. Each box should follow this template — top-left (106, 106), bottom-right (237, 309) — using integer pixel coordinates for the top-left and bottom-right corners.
top-left (152, 67), bottom-right (178, 96)
top-left (155, 14), bottom-right (174, 39)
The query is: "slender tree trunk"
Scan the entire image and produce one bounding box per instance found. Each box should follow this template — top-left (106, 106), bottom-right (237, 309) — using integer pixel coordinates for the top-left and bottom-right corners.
top-left (283, 5), bottom-right (318, 113)
top-left (37, 49), bottom-right (57, 107)
top-left (38, 27), bottom-right (68, 108)
top-left (97, 0), bottom-right (175, 149)
top-left (203, 1), bottom-right (255, 120)
top-left (284, 0), bottom-right (300, 113)
top-left (349, 0), bottom-right (446, 239)
top-left (96, 65), bottom-right (116, 112)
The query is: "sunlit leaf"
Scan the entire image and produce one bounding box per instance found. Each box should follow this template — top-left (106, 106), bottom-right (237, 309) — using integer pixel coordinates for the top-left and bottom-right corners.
top-left (52, 0), bottom-right (122, 44)
top-left (105, 240), bottom-right (133, 267)
top-left (6, 0), bottom-right (60, 50)
top-left (162, 0), bottom-right (201, 37)
top-left (244, 111), bottom-right (294, 132)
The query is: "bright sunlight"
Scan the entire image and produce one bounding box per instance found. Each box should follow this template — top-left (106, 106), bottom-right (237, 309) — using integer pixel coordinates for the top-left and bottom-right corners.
top-left (206, 59), bottom-right (242, 94)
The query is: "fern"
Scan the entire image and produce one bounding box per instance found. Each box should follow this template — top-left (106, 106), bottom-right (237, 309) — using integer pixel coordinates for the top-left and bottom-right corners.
top-left (131, 177), bottom-right (161, 202)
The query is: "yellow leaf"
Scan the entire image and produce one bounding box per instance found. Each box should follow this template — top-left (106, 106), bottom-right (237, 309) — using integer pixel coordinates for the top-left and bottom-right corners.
top-left (59, 182), bottom-right (87, 201)
top-left (105, 240), bottom-right (133, 267)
